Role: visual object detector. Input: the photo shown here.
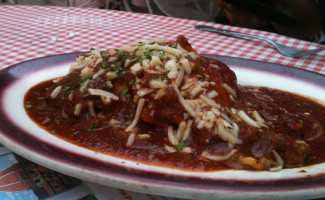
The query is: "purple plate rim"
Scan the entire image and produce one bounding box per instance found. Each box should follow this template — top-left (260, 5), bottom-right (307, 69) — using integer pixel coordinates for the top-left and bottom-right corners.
top-left (0, 53), bottom-right (325, 197)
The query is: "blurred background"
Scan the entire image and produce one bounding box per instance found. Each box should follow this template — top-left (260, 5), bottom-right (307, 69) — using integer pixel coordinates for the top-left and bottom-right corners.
top-left (0, 0), bottom-right (222, 22)
top-left (1, 0), bottom-right (324, 43)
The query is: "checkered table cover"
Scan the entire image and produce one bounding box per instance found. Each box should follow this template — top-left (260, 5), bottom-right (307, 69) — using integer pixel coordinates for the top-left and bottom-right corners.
top-left (0, 5), bottom-right (324, 74)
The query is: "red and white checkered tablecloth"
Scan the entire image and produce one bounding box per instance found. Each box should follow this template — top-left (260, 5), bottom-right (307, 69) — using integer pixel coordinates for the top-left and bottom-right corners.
top-left (0, 5), bottom-right (324, 74)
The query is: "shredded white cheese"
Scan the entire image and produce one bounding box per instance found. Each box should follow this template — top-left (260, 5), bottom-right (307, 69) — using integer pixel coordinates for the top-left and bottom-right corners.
top-left (182, 119), bottom-right (193, 141)
top-left (173, 84), bottom-right (196, 117)
top-left (200, 95), bottom-right (221, 109)
top-left (238, 110), bottom-right (260, 128)
top-left (74, 103), bottom-right (82, 116)
top-left (88, 88), bottom-right (119, 101)
top-left (168, 126), bottom-right (179, 146)
top-left (201, 149), bottom-right (237, 161)
top-left (125, 98), bottom-right (145, 132)
top-left (50, 86), bottom-right (62, 99)
top-left (126, 133), bottom-right (136, 147)
top-left (164, 59), bottom-right (178, 79)
top-left (270, 150), bottom-right (284, 172)
top-left (150, 56), bottom-right (162, 67)
top-left (176, 121), bottom-right (187, 140)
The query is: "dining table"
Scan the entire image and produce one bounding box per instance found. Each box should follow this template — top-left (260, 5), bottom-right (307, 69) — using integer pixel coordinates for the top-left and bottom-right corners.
top-left (0, 5), bottom-right (325, 200)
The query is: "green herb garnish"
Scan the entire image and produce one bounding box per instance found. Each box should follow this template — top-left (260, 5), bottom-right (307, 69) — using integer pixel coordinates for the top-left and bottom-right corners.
top-left (61, 86), bottom-right (71, 94)
top-left (50, 130), bottom-right (56, 134)
top-left (121, 88), bottom-right (128, 96)
top-left (87, 122), bottom-right (98, 131)
top-left (99, 63), bottom-right (108, 69)
top-left (83, 88), bottom-right (89, 93)
top-left (80, 75), bottom-right (92, 84)
top-left (125, 120), bottom-right (132, 125)
top-left (144, 50), bottom-right (152, 59)
top-left (128, 80), bottom-right (134, 85)
top-left (158, 51), bottom-right (165, 59)
top-left (24, 104), bottom-right (32, 108)
top-left (101, 51), bottom-right (109, 60)
top-left (176, 54), bottom-right (182, 61)
top-left (118, 51), bottom-right (125, 57)
top-left (54, 119), bottom-right (60, 124)
top-left (118, 51), bottom-right (127, 62)
top-left (161, 70), bottom-right (170, 80)
top-left (153, 75), bottom-right (160, 80)
top-left (109, 63), bottom-right (125, 78)
top-left (171, 42), bottom-right (177, 48)
top-left (174, 142), bottom-right (186, 151)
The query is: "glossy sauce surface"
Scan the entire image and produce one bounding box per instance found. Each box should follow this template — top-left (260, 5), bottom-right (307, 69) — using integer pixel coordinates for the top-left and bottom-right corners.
top-left (24, 80), bottom-right (325, 171)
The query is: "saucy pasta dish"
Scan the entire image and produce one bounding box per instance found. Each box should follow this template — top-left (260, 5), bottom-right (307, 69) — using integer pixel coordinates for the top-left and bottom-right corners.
top-left (24, 36), bottom-right (325, 171)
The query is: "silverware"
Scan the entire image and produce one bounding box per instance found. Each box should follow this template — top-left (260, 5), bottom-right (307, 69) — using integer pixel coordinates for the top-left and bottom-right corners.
top-left (195, 25), bottom-right (325, 58)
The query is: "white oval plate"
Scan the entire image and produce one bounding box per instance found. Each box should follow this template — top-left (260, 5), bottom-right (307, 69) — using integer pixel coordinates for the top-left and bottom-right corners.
top-left (0, 53), bottom-right (325, 200)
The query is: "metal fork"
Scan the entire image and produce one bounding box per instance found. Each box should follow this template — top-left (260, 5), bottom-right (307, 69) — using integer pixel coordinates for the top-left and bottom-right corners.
top-left (195, 25), bottom-right (325, 58)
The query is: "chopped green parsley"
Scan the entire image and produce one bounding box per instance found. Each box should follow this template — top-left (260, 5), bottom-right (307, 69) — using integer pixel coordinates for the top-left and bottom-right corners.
top-left (79, 75), bottom-right (92, 85)
top-left (83, 88), bottom-right (89, 93)
top-left (121, 88), bottom-right (128, 96)
top-left (99, 63), bottom-right (108, 69)
top-left (101, 51), bottom-right (109, 60)
top-left (138, 41), bottom-right (144, 46)
top-left (199, 77), bottom-right (205, 82)
top-left (176, 54), bottom-right (182, 61)
top-left (128, 80), bottom-right (134, 85)
top-left (109, 63), bottom-right (125, 78)
top-left (153, 75), bottom-right (160, 80)
top-left (161, 70), bottom-right (170, 80)
top-left (118, 51), bottom-right (127, 62)
top-left (158, 51), bottom-right (165, 59)
top-left (87, 122), bottom-right (98, 131)
top-left (144, 50), bottom-right (152, 59)
top-left (61, 86), bottom-right (71, 94)
top-left (174, 142), bottom-right (186, 151)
